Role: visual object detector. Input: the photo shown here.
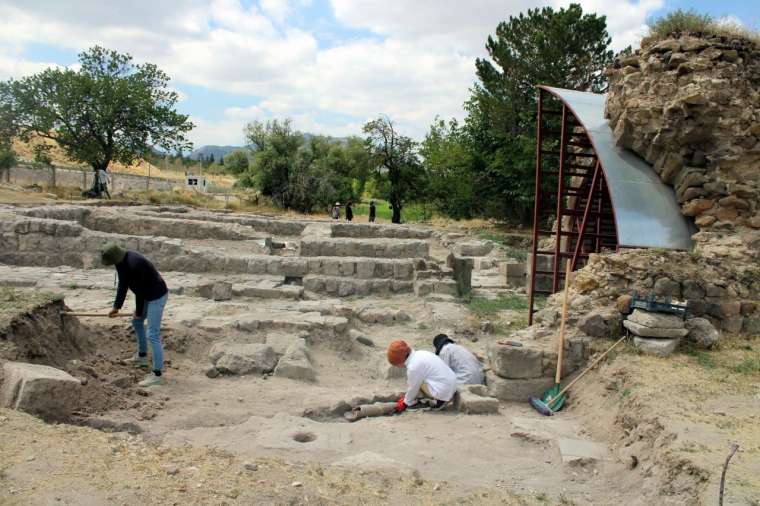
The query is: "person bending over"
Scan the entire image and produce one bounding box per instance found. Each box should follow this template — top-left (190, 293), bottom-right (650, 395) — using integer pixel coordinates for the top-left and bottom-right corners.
top-left (387, 340), bottom-right (457, 412)
top-left (101, 243), bottom-right (169, 387)
top-left (433, 334), bottom-right (484, 385)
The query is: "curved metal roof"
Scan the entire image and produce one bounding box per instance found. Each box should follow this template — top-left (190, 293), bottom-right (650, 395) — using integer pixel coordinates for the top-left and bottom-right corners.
top-left (540, 86), bottom-right (695, 250)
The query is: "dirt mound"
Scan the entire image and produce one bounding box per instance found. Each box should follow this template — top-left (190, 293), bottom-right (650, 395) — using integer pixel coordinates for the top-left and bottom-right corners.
top-left (0, 292), bottom-right (168, 419)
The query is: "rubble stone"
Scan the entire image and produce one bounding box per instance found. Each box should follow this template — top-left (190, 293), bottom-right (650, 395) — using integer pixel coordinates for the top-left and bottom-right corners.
top-left (486, 372), bottom-right (553, 402)
top-left (209, 343), bottom-right (278, 375)
top-left (0, 362), bottom-right (81, 421)
top-left (274, 341), bottom-right (316, 382)
top-left (684, 318), bottom-right (720, 348)
top-left (455, 385), bottom-right (499, 415)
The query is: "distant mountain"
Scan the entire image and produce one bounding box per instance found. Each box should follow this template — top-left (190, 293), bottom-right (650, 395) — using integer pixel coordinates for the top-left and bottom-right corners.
top-left (190, 145), bottom-right (244, 161)
top-left (190, 135), bottom-right (350, 161)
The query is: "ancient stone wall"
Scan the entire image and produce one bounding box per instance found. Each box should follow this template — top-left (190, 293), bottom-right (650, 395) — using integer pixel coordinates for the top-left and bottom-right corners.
top-left (7, 164), bottom-right (176, 192)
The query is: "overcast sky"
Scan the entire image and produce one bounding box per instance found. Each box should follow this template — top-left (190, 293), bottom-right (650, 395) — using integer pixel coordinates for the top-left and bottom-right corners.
top-left (0, 0), bottom-right (757, 148)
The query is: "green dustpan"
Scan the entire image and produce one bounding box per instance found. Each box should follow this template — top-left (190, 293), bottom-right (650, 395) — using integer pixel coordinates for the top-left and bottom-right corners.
top-left (541, 384), bottom-right (566, 412)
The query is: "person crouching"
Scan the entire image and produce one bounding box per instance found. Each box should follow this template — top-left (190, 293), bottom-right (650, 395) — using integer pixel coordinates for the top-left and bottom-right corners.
top-left (433, 334), bottom-right (484, 385)
top-left (387, 340), bottom-right (457, 412)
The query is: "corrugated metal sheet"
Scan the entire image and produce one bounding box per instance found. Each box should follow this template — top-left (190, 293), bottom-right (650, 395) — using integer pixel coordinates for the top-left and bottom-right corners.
top-left (540, 86), bottom-right (695, 250)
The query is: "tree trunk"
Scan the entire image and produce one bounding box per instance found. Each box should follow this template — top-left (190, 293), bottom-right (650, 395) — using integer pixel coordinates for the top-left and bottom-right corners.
top-left (391, 201), bottom-right (401, 224)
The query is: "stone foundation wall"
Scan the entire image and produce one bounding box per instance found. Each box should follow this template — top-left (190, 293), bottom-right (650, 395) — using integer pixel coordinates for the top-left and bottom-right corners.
top-left (330, 222), bottom-right (433, 239)
top-left (299, 238), bottom-right (430, 259)
top-left (7, 164), bottom-right (176, 192)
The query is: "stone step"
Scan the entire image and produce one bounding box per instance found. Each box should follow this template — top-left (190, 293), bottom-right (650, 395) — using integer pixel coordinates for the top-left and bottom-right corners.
top-left (414, 268), bottom-right (454, 281)
top-left (188, 310), bottom-right (349, 336)
top-left (303, 275), bottom-right (413, 297)
top-left (330, 222), bottom-right (433, 239)
top-left (299, 238), bottom-right (429, 259)
top-left (232, 280), bottom-right (303, 300)
top-left (413, 279), bottom-right (458, 297)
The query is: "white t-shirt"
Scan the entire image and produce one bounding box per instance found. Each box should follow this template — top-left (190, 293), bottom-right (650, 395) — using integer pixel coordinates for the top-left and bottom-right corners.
top-left (439, 343), bottom-right (484, 385)
top-left (403, 349), bottom-right (457, 404)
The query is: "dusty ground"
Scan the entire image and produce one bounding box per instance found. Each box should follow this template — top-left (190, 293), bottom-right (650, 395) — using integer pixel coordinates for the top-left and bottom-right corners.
top-left (1, 187), bottom-right (758, 505)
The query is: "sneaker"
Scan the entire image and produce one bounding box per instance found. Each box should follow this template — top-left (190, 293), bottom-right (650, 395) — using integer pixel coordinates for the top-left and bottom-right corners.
top-left (138, 374), bottom-right (166, 387)
top-left (406, 399), bottom-right (432, 411)
top-left (125, 354), bottom-right (149, 369)
top-left (430, 400), bottom-right (449, 411)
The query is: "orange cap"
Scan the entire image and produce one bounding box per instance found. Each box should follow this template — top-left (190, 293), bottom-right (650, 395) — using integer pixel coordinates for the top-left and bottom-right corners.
top-left (387, 340), bottom-right (411, 366)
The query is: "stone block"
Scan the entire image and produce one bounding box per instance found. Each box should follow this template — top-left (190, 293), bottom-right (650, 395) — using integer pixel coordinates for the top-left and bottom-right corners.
top-left (633, 336), bottom-right (680, 357)
top-left (578, 309), bottom-right (622, 338)
top-left (488, 344), bottom-right (544, 379)
top-left (274, 341), bottom-right (316, 382)
top-left (623, 320), bottom-right (688, 338)
top-left (210, 343), bottom-right (278, 375)
top-left (558, 438), bottom-right (609, 464)
top-left (455, 241), bottom-right (494, 257)
top-left (358, 307), bottom-right (410, 324)
top-left (627, 309), bottom-right (684, 329)
top-left (0, 362), bottom-right (81, 422)
top-left (455, 386), bottom-right (499, 415)
top-left (654, 277), bottom-right (681, 298)
top-left (684, 317), bottom-right (719, 348)
top-left (486, 372), bottom-right (553, 402)
top-left (721, 316), bottom-right (744, 334)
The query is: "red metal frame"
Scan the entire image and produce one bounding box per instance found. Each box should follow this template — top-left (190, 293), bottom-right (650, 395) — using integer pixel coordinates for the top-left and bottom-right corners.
top-left (528, 88), bottom-right (618, 324)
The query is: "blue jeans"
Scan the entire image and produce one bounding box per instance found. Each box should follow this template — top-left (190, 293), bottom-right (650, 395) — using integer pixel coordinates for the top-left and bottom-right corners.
top-left (131, 293), bottom-right (167, 372)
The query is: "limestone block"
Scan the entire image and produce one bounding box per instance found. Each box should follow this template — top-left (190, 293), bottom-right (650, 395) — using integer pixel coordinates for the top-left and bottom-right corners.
top-left (455, 241), bottom-right (494, 257)
top-left (654, 277), bottom-right (681, 298)
top-left (684, 317), bottom-right (719, 348)
top-left (486, 372), bottom-right (553, 402)
top-left (358, 307), bottom-right (410, 324)
top-left (355, 259), bottom-right (376, 279)
top-left (210, 343), bottom-right (278, 375)
top-left (578, 309), bottom-right (622, 338)
top-left (0, 362), bottom-right (81, 422)
top-left (623, 320), bottom-right (688, 338)
top-left (722, 316), bottom-right (744, 334)
top-left (633, 336), bottom-right (680, 357)
top-left (455, 385), bottom-right (499, 415)
top-left (627, 309), bottom-right (684, 329)
top-left (274, 341), bottom-right (316, 382)
top-left (279, 258), bottom-right (308, 276)
top-left (487, 344), bottom-right (544, 379)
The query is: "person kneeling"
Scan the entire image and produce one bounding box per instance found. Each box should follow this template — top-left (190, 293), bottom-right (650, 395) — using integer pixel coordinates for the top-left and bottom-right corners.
top-left (433, 334), bottom-right (484, 385)
top-left (387, 340), bottom-right (457, 412)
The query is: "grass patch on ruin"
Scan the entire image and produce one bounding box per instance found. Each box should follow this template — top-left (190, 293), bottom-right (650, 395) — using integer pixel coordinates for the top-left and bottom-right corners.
top-left (467, 293), bottom-right (529, 317)
top-left (644, 9), bottom-right (760, 47)
top-left (683, 336), bottom-right (760, 377)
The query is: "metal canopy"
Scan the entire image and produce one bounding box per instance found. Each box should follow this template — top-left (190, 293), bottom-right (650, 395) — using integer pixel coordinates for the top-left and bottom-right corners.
top-left (540, 86), bottom-right (695, 250)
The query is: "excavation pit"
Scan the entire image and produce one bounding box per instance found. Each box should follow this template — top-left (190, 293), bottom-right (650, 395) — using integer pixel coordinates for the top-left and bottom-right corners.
top-left (292, 431), bottom-right (317, 443)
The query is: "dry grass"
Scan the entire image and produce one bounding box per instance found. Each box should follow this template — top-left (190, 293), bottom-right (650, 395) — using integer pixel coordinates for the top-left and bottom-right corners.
top-left (643, 9), bottom-right (760, 47)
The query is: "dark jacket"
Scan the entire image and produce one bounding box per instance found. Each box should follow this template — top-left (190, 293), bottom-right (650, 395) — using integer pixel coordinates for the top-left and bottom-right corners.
top-left (113, 251), bottom-right (168, 316)
top-left (345, 204), bottom-right (353, 221)
top-left (368, 204), bottom-right (376, 221)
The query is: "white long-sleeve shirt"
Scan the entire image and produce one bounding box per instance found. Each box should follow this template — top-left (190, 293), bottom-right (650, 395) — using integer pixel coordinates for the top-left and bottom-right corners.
top-left (439, 343), bottom-right (484, 385)
top-left (404, 349), bottom-right (457, 404)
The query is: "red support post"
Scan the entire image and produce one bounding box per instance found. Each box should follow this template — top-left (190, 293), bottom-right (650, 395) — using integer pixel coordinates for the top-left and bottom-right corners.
top-left (528, 89), bottom-right (545, 326)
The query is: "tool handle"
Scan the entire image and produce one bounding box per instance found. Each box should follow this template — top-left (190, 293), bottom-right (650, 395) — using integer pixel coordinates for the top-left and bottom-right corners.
top-left (60, 312), bottom-right (133, 318)
top-left (555, 259), bottom-right (572, 385)
top-left (554, 334), bottom-right (627, 400)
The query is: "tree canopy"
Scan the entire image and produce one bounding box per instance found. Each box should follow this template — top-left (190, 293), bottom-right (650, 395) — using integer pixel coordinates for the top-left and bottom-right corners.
top-left (421, 3), bottom-right (614, 224)
top-left (0, 46), bottom-right (193, 172)
top-left (362, 116), bottom-right (423, 224)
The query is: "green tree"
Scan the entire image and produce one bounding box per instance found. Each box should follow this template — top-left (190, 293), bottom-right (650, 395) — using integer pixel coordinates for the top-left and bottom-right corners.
top-left (420, 117), bottom-right (479, 219)
top-left (224, 149), bottom-right (249, 175)
top-left (219, 155), bottom-right (224, 166)
top-left (0, 146), bottom-right (15, 182)
top-left (465, 3), bottom-right (613, 223)
top-left (363, 116), bottom-right (422, 224)
top-left (0, 46), bottom-right (193, 173)
top-left (243, 119), bottom-right (303, 207)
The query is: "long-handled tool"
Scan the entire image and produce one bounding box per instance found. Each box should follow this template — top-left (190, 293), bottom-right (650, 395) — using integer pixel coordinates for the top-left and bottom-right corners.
top-left (530, 334), bottom-right (628, 416)
top-left (537, 259), bottom-right (572, 412)
top-left (60, 311), bottom-right (132, 318)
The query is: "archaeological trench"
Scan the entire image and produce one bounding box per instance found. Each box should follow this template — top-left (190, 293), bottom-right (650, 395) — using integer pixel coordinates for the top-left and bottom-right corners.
top-left (1, 33), bottom-right (759, 505)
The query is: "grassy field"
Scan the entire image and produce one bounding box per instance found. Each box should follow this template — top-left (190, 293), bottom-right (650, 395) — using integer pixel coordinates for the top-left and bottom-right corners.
top-left (351, 199), bottom-right (435, 223)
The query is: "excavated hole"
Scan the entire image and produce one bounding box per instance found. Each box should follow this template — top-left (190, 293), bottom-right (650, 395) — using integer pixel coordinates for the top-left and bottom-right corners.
top-left (293, 431), bottom-right (317, 443)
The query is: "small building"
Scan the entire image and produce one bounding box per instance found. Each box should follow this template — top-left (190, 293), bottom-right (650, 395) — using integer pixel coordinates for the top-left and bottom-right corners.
top-left (185, 174), bottom-right (208, 192)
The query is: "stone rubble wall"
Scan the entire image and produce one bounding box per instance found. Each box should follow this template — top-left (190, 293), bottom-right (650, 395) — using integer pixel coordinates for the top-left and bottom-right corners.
top-left (136, 210), bottom-right (309, 236)
top-left (330, 222), bottom-right (433, 240)
top-left (299, 238), bottom-right (430, 259)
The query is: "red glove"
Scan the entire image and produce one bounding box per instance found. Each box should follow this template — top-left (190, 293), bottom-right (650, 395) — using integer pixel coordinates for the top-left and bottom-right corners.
top-left (395, 397), bottom-right (407, 413)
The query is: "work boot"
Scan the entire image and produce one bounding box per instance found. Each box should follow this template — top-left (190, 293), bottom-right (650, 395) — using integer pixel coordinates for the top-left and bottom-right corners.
top-left (125, 354), bottom-right (149, 369)
top-left (429, 400), bottom-right (449, 411)
top-left (138, 373), bottom-right (166, 387)
top-left (406, 399), bottom-right (431, 411)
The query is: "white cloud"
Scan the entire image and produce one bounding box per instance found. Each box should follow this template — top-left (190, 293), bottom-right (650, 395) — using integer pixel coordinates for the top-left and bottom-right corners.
top-left (0, 0), bottom-right (665, 145)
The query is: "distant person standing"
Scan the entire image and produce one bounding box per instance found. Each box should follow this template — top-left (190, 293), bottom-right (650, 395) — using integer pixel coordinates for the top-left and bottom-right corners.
top-left (331, 202), bottom-right (341, 220)
top-left (345, 199), bottom-right (353, 222)
top-left (368, 201), bottom-right (376, 223)
top-left (97, 168), bottom-right (111, 199)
